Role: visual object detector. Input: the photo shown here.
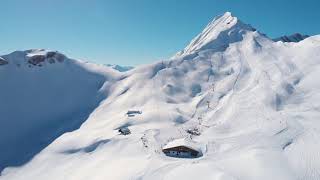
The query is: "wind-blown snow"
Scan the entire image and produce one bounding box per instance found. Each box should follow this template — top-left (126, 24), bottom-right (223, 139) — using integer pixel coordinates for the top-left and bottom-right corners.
top-left (1, 12), bottom-right (320, 180)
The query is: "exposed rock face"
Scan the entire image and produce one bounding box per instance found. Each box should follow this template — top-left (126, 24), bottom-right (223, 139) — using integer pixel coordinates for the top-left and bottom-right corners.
top-left (273, 33), bottom-right (309, 43)
top-left (26, 51), bottom-right (66, 66)
top-left (1, 50), bottom-right (67, 68)
top-left (28, 55), bottom-right (46, 65)
top-left (0, 57), bottom-right (8, 65)
top-left (54, 53), bottom-right (65, 63)
top-left (46, 51), bottom-right (56, 58)
top-left (45, 51), bottom-right (65, 64)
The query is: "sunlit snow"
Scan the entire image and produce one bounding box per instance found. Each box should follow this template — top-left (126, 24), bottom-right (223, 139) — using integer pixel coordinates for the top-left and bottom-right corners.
top-left (1, 12), bottom-right (320, 180)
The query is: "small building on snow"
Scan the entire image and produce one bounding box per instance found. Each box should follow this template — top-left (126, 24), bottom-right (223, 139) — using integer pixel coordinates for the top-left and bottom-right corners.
top-left (118, 127), bottom-right (131, 135)
top-left (126, 110), bottom-right (142, 117)
top-left (162, 138), bottom-right (202, 158)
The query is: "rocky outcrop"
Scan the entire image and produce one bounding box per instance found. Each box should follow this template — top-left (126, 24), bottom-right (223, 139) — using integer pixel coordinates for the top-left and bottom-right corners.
top-left (0, 57), bottom-right (8, 65)
top-left (28, 55), bottom-right (46, 65)
top-left (27, 51), bottom-right (66, 66)
top-left (273, 33), bottom-right (309, 43)
top-left (54, 53), bottom-right (65, 63)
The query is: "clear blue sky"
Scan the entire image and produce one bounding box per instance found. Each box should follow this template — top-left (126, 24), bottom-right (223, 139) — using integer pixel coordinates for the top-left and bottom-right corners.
top-left (1, 0), bottom-right (319, 66)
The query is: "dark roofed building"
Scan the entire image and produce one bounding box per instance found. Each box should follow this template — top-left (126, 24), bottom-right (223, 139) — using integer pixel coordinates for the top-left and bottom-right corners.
top-left (126, 110), bottom-right (142, 117)
top-left (118, 127), bottom-right (131, 135)
top-left (162, 138), bottom-right (201, 158)
top-left (163, 146), bottom-right (199, 158)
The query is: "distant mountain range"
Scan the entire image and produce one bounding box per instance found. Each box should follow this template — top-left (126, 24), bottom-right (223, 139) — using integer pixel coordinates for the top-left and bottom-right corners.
top-left (273, 33), bottom-right (309, 42)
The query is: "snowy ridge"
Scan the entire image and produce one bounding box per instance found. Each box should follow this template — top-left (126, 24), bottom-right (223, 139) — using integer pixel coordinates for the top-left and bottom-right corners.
top-left (273, 33), bottom-right (309, 43)
top-left (1, 13), bottom-right (320, 180)
top-left (1, 49), bottom-right (66, 67)
top-left (0, 49), bottom-right (120, 172)
top-left (173, 12), bottom-right (256, 59)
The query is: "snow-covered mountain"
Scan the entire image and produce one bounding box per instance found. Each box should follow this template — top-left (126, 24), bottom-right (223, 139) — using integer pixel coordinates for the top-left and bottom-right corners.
top-left (172, 12), bottom-right (256, 59)
top-left (273, 33), bottom-right (309, 43)
top-left (0, 49), bottom-right (120, 172)
top-left (1, 12), bottom-right (320, 180)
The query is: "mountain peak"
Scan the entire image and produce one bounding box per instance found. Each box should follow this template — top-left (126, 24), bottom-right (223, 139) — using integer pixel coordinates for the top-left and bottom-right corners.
top-left (173, 12), bottom-right (256, 59)
top-left (1, 49), bottom-right (67, 67)
top-left (217, 11), bottom-right (233, 19)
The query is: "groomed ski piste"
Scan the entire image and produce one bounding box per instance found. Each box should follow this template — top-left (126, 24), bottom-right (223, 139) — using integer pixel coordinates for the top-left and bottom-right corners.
top-left (1, 12), bottom-right (320, 180)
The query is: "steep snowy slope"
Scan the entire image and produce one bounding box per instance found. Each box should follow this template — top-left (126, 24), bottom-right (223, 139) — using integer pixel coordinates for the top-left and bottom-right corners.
top-left (1, 12), bottom-right (320, 180)
top-left (172, 12), bottom-right (256, 59)
top-left (0, 49), bottom-right (120, 172)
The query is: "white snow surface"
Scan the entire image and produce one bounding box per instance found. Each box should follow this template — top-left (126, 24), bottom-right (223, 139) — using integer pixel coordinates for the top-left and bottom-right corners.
top-left (1, 12), bottom-right (320, 180)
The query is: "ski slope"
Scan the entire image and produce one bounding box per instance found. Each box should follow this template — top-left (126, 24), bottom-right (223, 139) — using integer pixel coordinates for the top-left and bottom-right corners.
top-left (1, 12), bottom-right (320, 180)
